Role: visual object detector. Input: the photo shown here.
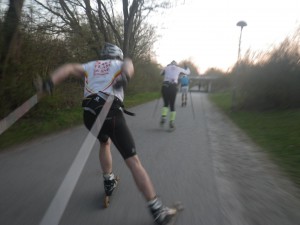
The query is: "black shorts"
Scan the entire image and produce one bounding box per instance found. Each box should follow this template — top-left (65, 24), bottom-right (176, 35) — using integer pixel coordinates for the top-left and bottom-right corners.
top-left (82, 95), bottom-right (136, 159)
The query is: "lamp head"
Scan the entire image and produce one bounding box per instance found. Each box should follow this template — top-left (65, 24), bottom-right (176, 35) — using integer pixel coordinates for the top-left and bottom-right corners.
top-left (237, 21), bottom-right (247, 28)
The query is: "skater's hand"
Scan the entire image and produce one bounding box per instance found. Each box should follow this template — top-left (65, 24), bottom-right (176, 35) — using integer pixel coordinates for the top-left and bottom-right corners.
top-left (33, 76), bottom-right (54, 96)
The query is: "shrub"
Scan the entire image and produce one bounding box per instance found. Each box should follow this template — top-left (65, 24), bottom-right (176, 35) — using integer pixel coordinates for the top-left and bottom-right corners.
top-left (230, 37), bottom-right (300, 111)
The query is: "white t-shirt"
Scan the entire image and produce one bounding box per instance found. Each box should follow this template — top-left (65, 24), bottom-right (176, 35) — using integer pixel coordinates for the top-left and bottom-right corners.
top-left (161, 65), bottom-right (190, 84)
top-left (82, 59), bottom-right (124, 101)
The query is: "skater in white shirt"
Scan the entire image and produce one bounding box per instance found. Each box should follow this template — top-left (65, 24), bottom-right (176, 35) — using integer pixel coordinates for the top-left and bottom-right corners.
top-left (160, 60), bottom-right (190, 130)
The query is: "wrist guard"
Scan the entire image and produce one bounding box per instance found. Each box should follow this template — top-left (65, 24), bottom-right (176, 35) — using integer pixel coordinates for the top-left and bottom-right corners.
top-left (42, 79), bottom-right (54, 94)
top-left (34, 76), bottom-right (54, 95)
top-left (113, 73), bottom-right (130, 90)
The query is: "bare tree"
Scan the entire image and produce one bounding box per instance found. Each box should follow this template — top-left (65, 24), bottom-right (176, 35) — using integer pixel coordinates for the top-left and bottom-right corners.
top-left (33, 0), bottom-right (170, 59)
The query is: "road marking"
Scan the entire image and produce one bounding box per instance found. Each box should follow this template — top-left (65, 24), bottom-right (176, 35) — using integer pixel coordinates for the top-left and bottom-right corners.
top-left (0, 94), bottom-right (38, 135)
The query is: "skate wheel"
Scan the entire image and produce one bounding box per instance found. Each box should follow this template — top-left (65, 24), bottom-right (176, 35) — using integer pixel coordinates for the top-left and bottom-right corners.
top-left (173, 201), bottom-right (184, 211)
top-left (104, 196), bottom-right (110, 208)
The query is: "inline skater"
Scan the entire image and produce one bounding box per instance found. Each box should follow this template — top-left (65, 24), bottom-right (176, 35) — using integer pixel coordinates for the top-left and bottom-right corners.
top-left (179, 74), bottom-right (190, 107)
top-left (160, 60), bottom-right (190, 130)
top-left (36, 43), bottom-right (178, 225)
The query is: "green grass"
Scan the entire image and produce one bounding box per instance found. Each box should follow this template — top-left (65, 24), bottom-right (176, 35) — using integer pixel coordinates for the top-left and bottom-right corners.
top-left (209, 92), bottom-right (300, 186)
top-left (0, 91), bottom-right (160, 150)
top-left (0, 107), bottom-right (83, 150)
top-left (124, 92), bottom-right (160, 108)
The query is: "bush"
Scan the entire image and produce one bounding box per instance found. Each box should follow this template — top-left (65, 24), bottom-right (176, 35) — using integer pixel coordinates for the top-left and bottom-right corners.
top-left (229, 37), bottom-right (300, 111)
top-left (126, 60), bottom-right (162, 95)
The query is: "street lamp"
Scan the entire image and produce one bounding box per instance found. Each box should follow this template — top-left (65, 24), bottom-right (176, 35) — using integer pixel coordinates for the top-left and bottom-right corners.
top-left (231, 20), bottom-right (247, 111)
top-left (236, 21), bottom-right (247, 61)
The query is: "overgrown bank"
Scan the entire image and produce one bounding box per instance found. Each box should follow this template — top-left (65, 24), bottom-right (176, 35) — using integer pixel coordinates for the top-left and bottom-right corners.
top-left (209, 92), bottom-right (300, 187)
top-left (205, 32), bottom-right (300, 188)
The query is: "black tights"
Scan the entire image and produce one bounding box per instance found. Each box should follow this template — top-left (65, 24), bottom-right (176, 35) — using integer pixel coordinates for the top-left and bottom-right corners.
top-left (161, 83), bottom-right (178, 111)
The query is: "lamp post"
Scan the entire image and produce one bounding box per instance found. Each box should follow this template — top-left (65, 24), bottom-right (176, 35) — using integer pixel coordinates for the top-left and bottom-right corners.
top-left (236, 21), bottom-right (247, 61)
top-left (231, 20), bottom-right (247, 111)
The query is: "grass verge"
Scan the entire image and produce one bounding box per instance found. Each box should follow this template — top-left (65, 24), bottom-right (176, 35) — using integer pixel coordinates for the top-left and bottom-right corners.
top-left (0, 92), bottom-right (160, 150)
top-left (209, 92), bottom-right (300, 187)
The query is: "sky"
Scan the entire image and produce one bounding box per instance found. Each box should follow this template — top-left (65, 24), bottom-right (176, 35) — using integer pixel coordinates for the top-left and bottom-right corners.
top-left (152, 0), bottom-right (300, 73)
top-left (1, 0), bottom-right (299, 73)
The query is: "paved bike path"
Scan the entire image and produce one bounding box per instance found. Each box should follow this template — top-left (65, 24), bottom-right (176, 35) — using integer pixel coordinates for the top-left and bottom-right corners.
top-left (1, 92), bottom-right (300, 225)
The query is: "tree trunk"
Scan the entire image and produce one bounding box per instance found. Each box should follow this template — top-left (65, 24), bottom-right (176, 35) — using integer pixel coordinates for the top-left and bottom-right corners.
top-left (0, 0), bottom-right (25, 78)
top-left (123, 0), bottom-right (139, 57)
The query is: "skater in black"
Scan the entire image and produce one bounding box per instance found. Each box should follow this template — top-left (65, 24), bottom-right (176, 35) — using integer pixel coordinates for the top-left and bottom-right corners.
top-left (160, 60), bottom-right (190, 130)
top-left (36, 43), bottom-right (178, 225)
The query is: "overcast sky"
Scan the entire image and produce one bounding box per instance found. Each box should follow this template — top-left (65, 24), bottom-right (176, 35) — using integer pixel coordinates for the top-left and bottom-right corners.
top-left (1, 0), bottom-right (299, 73)
top-left (152, 0), bottom-right (300, 73)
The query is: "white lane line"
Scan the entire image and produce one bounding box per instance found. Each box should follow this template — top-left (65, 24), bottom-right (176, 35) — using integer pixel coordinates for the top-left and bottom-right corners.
top-left (0, 94), bottom-right (38, 135)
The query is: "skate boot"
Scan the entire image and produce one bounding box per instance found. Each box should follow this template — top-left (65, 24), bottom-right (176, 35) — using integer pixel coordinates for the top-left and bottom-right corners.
top-left (169, 121), bottom-right (175, 131)
top-left (160, 116), bottom-right (166, 128)
top-left (103, 173), bottom-right (119, 208)
top-left (104, 174), bottom-right (118, 196)
top-left (148, 198), bottom-right (177, 225)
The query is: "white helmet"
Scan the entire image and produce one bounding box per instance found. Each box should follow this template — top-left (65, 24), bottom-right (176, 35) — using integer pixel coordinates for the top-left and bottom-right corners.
top-left (100, 43), bottom-right (123, 60)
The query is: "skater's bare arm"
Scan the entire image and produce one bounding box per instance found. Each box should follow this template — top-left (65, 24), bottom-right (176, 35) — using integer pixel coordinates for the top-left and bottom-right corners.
top-left (51, 63), bottom-right (85, 86)
top-left (34, 63), bottom-right (85, 96)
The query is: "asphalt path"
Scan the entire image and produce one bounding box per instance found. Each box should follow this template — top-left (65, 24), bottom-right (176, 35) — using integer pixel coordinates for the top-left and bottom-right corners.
top-left (1, 92), bottom-right (300, 225)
